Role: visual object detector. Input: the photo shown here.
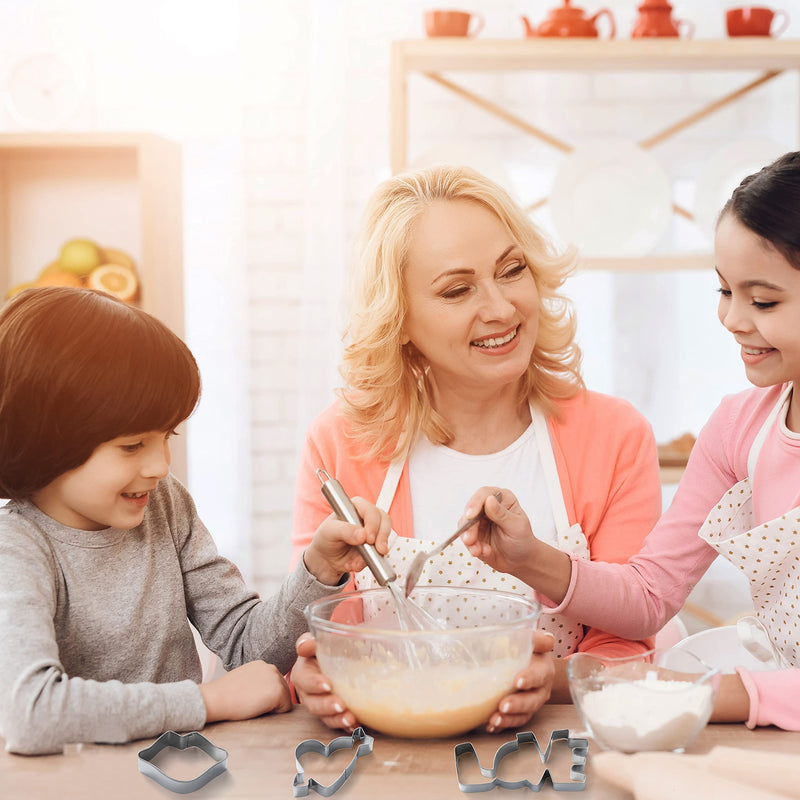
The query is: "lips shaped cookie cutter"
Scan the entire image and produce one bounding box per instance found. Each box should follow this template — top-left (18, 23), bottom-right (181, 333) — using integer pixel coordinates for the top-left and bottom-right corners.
top-left (455, 729), bottom-right (588, 792)
top-left (137, 730), bottom-right (228, 794)
top-left (293, 727), bottom-right (375, 797)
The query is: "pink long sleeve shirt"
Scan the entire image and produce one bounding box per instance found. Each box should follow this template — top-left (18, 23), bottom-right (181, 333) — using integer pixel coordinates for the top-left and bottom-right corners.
top-left (291, 389), bottom-right (662, 661)
top-left (549, 383), bottom-right (800, 730)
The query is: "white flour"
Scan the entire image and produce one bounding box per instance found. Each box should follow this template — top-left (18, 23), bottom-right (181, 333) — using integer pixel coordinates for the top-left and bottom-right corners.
top-left (580, 677), bottom-right (714, 752)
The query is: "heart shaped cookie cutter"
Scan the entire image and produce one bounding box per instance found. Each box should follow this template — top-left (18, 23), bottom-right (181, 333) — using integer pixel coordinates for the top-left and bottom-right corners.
top-left (137, 730), bottom-right (228, 794)
top-left (455, 729), bottom-right (588, 792)
top-left (293, 726), bottom-right (374, 797)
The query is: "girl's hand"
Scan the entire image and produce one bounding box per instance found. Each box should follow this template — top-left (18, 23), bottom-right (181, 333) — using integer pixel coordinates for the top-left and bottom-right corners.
top-left (485, 630), bottom-right (555, 733)
top-left (460, 487), bottom-right (572, 603)
top-left (459, 487), bottom-right (538, 574)
top-left (200, 660), bottom-right (293, 723)
top-left (304, 498), bottom-right (392, 585)
top-left (292, 633), bottom-right (359, 732)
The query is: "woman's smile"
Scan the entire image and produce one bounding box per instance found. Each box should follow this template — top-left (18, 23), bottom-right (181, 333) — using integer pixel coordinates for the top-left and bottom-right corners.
top-left (471, 325), bottom-right (520, 352)
top-left (401, 198), bottom-right (539, 394)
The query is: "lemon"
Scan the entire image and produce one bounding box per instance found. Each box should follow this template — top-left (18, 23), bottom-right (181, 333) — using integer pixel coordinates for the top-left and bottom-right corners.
top-left (58, 238), bottom-right (103, 276)
top-left (87, 264), bottom-right (139, 302)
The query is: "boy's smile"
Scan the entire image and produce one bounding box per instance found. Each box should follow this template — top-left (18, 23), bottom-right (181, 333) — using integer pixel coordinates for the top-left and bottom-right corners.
top-left (31, 431), bottom-right (172, 530)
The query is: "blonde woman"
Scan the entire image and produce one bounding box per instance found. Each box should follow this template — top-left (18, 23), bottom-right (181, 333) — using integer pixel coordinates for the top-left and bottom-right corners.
top-left (290, 165), bottom-right (661, 732)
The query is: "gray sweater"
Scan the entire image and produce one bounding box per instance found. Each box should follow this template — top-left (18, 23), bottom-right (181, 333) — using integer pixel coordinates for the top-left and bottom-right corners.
top-left (0, 475), bottom-right (342, 754)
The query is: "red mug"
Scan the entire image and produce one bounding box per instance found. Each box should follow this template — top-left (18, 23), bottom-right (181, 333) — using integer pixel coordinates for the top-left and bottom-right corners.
top-left (424, 9), bottom-right (485, 37)
top-left (726, 6), bottom-right (789, 36)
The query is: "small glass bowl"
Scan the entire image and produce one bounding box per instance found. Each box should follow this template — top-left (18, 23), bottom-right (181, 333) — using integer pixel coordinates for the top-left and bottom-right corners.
top-left (305, 586), bottom-right (539, 739)
top-left (567, 648), bottom-right (720, 753)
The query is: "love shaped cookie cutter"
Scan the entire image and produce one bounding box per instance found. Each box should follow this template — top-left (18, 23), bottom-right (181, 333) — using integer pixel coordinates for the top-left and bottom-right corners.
top-left (137, 730), bottom-right (228, 794)
top-left (455, 729), bottom-right (588, 792)
top-left (293, 727), bottom-right (374, 797)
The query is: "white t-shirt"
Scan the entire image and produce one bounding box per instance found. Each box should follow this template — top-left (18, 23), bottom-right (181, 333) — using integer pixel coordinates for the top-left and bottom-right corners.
top-left (407, 422), bottom-right (558, 545)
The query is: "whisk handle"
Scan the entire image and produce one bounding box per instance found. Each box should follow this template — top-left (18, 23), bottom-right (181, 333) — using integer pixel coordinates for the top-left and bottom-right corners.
top-left (318, 470), bottom-right (397, 587)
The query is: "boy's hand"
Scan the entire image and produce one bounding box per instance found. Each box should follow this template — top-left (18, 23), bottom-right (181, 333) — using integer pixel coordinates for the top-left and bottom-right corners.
top-left (485, 630), bottom-right (555, 733)
top-left (200, 660), bottom-right (292, 723)
top-left (292, 633), bottom-right (359, 732)
top-left (304, 498), bottom-right (392, 585)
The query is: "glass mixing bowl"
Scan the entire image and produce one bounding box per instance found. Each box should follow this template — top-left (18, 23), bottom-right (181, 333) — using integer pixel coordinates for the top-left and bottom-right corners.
top-left (568, 648), bottom-right (720, 753)
top-left (305, 586), bottom-right (540, 739)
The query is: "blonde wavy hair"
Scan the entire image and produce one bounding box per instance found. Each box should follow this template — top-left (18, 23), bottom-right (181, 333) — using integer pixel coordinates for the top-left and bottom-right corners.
top-left (340, 164), bottom-right (584, 461)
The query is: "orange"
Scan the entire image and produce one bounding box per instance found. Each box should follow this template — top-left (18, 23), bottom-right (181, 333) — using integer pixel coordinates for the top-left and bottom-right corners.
top-left (99, 246), bottom-right (137, 273)
top-left (35, 270), bottom-right (85, 288)
top-left (6, 280), bottom-right (38, 298)
top-left (87, 264), bottom-right (139, 302)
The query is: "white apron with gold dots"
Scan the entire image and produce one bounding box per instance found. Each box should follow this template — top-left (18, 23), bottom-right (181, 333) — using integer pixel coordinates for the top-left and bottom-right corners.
top-left (354, 409), bottom-right (589, 658)
top-left (698, 384), bottom-right (800, 668)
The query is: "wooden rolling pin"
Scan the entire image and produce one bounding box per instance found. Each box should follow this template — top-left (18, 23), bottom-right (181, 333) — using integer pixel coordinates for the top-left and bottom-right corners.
top-left (593, 747), bottom-right (800, 799)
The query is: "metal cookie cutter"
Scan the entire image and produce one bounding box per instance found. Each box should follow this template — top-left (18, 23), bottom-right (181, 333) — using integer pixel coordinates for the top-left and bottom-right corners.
top-left (293, 726), bottom-right (374, 797)
top-left (455, 729), bottom-right (588, 793)
top-left (138, 730), bottom-right (228, 794)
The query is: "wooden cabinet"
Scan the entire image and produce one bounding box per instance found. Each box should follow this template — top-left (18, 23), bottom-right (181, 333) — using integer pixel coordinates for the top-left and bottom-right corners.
top-left (390, 38), bottom-right (800, 272)
top-left (0, 132), bottom-right (187, 479)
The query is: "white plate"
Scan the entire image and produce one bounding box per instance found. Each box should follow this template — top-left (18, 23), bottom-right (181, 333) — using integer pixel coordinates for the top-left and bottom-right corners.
top-left (549, 140), bottom-right (672, 258)
top-left (668, 625), bottom-right (774, 673)
top-left (694, 138), bottom-right (787, 244)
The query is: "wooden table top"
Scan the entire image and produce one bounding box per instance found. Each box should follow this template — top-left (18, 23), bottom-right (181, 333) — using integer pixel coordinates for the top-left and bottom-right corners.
top-left (3, 704), bottom-right (799, 800)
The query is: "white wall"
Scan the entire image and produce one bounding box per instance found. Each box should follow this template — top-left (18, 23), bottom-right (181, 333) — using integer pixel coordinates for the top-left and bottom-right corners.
top-left (2, 1), bottom-right (797, 620)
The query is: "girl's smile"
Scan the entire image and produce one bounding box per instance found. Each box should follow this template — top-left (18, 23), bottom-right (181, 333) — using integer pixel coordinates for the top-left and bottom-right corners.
top-left (715, 212), bottom-right (800, 398)
top-left (739, 345), bottom-right (776, 365)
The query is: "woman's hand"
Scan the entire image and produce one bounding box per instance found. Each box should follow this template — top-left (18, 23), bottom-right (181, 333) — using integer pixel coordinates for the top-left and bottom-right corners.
top-left (485, 630), bottom-right (555, 733)
top-left (200, 660), bottom-right (293, 723)
top-left (303, 498), bottom-right (392, 585)
top-left (292, 633), bottom-right (359, 732)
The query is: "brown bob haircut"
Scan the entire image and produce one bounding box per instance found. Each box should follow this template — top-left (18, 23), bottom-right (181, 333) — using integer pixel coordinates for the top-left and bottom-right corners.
top-left (0, 287), bottom-right (200, 500)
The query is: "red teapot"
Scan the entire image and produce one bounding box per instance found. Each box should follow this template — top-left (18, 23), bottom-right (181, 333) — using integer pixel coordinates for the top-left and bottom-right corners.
top-left (522, 0), bottom-right (616, 38)
top-left (631, 0), bottom-right (694, 37)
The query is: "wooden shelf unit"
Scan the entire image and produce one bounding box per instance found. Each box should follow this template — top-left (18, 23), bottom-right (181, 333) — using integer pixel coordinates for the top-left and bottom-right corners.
top-left (390, 38), bottom-right (800, 484)
top-left (0, 132), bottom-right (187, 480)
top-left (390, 38), bottom-right (800, 272)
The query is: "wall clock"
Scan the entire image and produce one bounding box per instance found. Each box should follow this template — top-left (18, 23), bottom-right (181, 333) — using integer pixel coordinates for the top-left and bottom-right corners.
top-left (5, 53), bottom-right (81, 129)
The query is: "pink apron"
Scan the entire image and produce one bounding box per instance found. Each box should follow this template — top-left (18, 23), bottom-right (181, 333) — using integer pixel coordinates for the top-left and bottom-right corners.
top-left (354, 409), bottom-right (589, 658)
top-left (698, 384), bottom-right (799, 668)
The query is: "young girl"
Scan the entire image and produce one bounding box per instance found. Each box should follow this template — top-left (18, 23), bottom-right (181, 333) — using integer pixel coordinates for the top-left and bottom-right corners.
top-left (460, 150), bottom-right (800, 731)
top-left (0, 286), bottom-right (390, 755)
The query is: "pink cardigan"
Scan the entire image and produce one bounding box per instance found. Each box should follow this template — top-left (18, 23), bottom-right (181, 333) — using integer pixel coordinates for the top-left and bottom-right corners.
top-left (291, 389), bottom-right (662, 660)
top-left (550, 383), bottom-right (800, 730)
